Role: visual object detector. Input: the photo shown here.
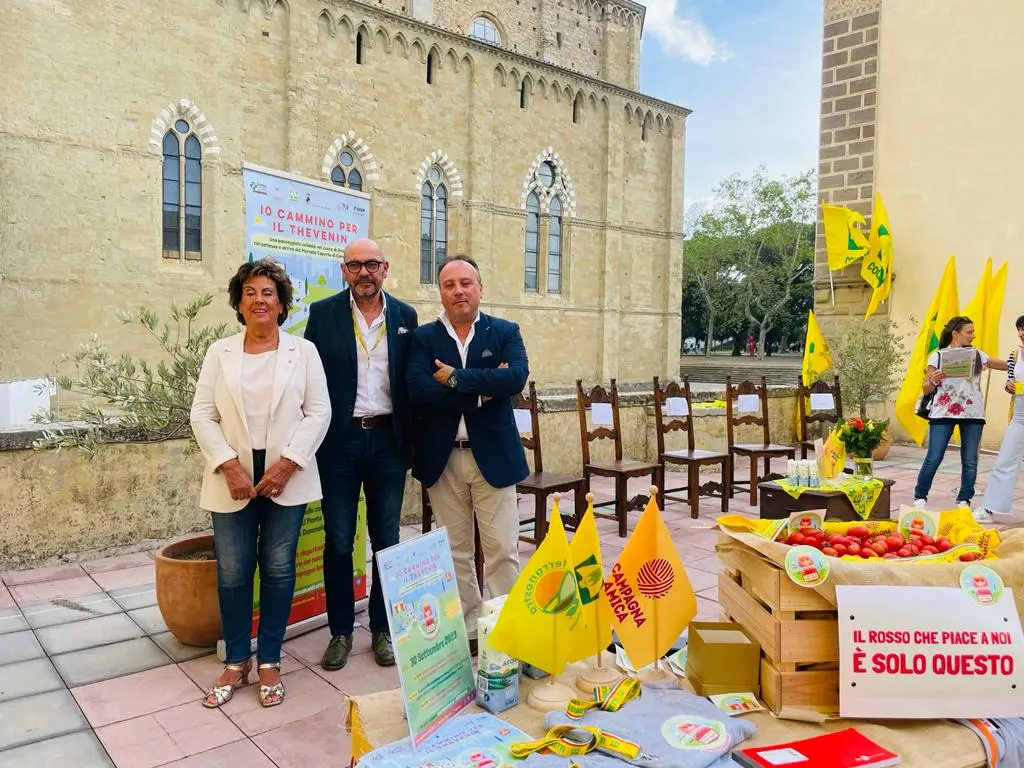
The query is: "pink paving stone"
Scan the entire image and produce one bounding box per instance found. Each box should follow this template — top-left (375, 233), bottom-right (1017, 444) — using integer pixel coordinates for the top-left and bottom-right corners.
top-left (688, 554), bottom-right (723, 574)
top-left (9, 575), bottom-right (102, 606)
top-left (221, 668), bottom-right (347, 737)
top-left (252, 705), bottom-right (353, 768)
top-left (73, 664), bottom-right (204, 728)
top-left (281, 624), bottom-right (371, 668)
top-left (2, 563), bottom-right (87, 586)
top-left (95, 702), bottom-right (245, 768)
top-left (161, 738), bottom-right (277, 767)
top-left (178, 652), bottom-right (305, 692)
top-left (81, 552), bottom-right (156, 575)
top-left (684, 567), bottom-right (717, 594)
top-left (312, 650), bottom-right (400, 696)
top-left (90, 565), bottom-right (157, 592)
top-left (0, 584), bottom-right (14, 610)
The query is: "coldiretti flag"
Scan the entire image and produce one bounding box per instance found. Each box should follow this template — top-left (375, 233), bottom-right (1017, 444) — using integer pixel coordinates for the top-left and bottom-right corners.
top-left (822, 200), bottom-right (870, 270)
top-left (962, 259), bottom-right (993, 357)
top-left (964, 259), bottom-right (1008, 360)
top-left (603, 494), bottom-right (695, 670)
top-left (566, 498), bottom-right (613, 663)
top-left (861, 193), bottom-right (893, 320)
top-left (895, 255), bottom-right (960, 445)
top-left (802, 310), bottom-right (833, 387)
top-left (488, 499), bottom-right (584, 676)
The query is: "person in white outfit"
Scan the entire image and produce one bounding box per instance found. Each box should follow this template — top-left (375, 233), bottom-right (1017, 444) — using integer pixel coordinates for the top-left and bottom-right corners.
top-left (975, 315), bottom-right (1024, 523)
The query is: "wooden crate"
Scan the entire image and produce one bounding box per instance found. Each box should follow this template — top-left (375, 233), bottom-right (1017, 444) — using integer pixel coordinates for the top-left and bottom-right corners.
top-left (717, 534), bottom-right (840, 713)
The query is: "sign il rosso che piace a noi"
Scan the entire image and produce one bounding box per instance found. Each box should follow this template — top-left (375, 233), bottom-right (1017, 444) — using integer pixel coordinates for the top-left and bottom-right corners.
top-left (837, 584), bottom-right (1024, 719)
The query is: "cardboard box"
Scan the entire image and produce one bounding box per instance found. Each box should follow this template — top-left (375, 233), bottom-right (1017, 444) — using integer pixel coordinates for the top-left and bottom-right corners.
top-left (685, 621), bottom-right (760, 696)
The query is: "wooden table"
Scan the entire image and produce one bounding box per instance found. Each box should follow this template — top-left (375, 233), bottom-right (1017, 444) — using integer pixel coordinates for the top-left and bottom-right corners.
top-left (346, 656), bottom-right (984, 767)
top-left (758, 477), bottom-right (895, 521)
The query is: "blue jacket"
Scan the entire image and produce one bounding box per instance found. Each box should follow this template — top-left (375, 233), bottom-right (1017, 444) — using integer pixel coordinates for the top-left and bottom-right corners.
top-left (303, 289), bottom-right (418, 461)
top-left (407, 313), bottom-right (530, 489)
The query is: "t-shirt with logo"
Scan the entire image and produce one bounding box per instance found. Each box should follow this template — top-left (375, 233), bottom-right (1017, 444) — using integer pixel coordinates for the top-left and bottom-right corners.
top-left (927, 348), bottom-right (989, 423)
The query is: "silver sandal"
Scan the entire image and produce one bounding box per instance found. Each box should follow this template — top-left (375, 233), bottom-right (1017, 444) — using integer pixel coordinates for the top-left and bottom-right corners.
top-left (202, 661), bottom-right (251, 708)
top-left (258, 662), bottom-right (285, 708)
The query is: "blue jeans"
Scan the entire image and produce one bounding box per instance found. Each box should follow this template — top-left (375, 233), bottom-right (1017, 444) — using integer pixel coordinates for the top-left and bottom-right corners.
top-left (914, 421), bottom-right (984, 503)
top-left (319, 425), bottom-right (407, 637)
top-left (211, 450), bottom-right (306, 665)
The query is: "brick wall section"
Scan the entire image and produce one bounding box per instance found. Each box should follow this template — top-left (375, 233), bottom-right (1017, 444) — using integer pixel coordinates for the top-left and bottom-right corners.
top-left (814, 0), bottom-right (882, 331)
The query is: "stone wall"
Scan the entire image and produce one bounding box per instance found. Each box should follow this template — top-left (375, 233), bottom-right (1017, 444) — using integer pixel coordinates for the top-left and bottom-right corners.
top-left (0, 385), bottom-right (799, 568)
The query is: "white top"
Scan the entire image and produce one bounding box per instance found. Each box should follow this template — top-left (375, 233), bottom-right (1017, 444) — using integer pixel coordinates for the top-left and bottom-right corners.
top-left (927, 347), bottom-right (989, 422)
top-left (351, 293), bottom-right (392, 417)
top-left (241, 350), bottom-right (278, 449)
top-left (439, 310), bottom-right (481, 442)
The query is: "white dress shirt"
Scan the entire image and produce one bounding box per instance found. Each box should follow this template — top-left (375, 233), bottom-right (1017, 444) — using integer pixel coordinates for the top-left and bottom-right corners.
top-left (240, 350), bottom-right (277, 450)
top-left (439, 311), bottom-right (481, 442)
top-left (352, 293), bottom-right (392, 417)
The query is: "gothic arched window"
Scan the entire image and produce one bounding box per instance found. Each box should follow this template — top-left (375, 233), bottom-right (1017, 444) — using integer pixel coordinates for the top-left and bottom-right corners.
top-left (420, 167), bottom-right (449, 283)
top-left (162, 119), bottom-right (202, 260)
top-left (524, 192), bottom-right (540, 291)
top-left (330, 149), bottom-right (364, 191)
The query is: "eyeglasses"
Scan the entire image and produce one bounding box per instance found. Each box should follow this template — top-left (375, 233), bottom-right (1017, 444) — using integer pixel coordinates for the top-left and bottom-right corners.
top-left (344, 260), bottom-right (384, 274)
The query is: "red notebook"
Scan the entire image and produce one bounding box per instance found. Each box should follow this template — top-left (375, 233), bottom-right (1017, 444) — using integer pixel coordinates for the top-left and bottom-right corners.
top-left (732, 728), bottom-right (900, 768)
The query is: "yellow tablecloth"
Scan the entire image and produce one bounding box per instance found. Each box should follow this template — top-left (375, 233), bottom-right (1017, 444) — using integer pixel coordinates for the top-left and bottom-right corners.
top-left (776, 477), bottom-right (884, 520)
top-left (346, 655), bottom-right (985, 768)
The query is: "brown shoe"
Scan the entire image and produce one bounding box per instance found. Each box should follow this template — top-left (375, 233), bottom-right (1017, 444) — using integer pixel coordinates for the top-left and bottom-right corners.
top-left (371, 632), bottom-right (396, 667)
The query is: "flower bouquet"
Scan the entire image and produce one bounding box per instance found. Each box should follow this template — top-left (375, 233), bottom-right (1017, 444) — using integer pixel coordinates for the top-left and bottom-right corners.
top-left (837, 417), bottom-right (889, 479)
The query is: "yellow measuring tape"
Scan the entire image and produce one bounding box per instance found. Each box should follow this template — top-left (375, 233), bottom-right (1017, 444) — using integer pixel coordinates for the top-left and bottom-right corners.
top-left (509, 677), bottom-right (644, 765)
top-left (352, 310), bottom-right (387, 354)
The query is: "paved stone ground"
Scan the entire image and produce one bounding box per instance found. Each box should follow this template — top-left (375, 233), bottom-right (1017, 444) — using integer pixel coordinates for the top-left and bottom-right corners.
top-left (1, 445), bottom-right (1021, 766)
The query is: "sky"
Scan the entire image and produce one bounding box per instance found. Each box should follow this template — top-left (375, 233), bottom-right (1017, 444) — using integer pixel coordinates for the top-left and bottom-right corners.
top-left (634, 0), bottom-right (824, 215)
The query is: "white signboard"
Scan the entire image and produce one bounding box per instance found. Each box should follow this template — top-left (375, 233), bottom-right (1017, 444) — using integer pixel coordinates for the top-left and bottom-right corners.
top-left (665, 397), bottom-right (689, 417)
top-left (591, 402), bottom-right (614, 426)
top-left (736, 394), bottom-right (760, 414)
top-left (513, 408), bottom-right (533, 435)
top-left (837, 584), bottom-right (1024, 718)
top-left (809, 392), bottom-right (836, 411)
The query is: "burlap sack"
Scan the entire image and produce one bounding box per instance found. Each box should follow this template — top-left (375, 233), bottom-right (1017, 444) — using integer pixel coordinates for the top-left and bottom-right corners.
top-left (717, 525), bottom-right (1024, 620)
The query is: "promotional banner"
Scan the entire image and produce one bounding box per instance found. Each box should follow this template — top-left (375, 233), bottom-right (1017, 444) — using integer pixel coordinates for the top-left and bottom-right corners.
top-left (251, 497), bottom-right (368, 637)
top-left (837, 584), bottom-right (1024, 718)
top-left (378, 529), bottom-right (476, 748)
top-left (241, 162), bottom-right (370, 336)
top-left (241, 162), bottom-right (371, 632)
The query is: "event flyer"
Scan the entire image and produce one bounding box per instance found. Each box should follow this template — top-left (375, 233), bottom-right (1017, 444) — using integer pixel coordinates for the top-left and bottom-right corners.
top-left (359, 713), bottom-right (530, 767)
top-left (241, 162), bottom-right (370, 336)
top-left (378, 529), bottom-right (476, 747)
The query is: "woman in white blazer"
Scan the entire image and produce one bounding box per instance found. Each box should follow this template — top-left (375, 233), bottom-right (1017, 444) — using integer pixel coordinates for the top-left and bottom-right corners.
top-left (190, 258), bottom-right (331, 709)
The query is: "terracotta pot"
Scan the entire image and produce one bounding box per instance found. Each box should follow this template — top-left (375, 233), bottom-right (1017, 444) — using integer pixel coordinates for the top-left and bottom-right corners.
top-left (155, 534), bottom-right (221, 647)
top-left (872, 429), bottom-right (893, 461)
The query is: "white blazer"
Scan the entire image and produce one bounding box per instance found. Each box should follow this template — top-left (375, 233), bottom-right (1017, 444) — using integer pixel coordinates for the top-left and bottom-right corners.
top-left (190, 331), bottom-right (332, 513)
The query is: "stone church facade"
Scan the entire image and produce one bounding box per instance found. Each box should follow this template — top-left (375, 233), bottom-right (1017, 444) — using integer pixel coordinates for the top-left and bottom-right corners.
top-left (0, 0), bottom-right (687, 387)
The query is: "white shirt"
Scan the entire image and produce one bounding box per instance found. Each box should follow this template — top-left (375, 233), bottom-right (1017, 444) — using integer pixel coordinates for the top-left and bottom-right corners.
top-left (240, 350), bottom-right (278, 450)
top-left (352, 293), bottom-right (392, 417)
top-left (927, 348), bottom-right (989, 421)
top-left (439, 310), bottom-right (481, 441)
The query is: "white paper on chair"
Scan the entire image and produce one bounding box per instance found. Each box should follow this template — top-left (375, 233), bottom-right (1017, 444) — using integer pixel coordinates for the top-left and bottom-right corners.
top-left (513, 409), bottom-right (533, 435)
top-left (737, 394), bottom-right (760, 413)
top-left (809, 393), bottom-right (836, 411)
top-left (591, 402), bottom-right (614, 426)
top-left (665, 397), bottom-right (689, 417)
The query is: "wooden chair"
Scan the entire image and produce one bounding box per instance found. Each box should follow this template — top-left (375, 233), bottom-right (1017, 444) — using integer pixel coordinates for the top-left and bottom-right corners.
top-left (576, 378), bottom-right (663, 538)
top-left (653, 375), bottom-right (731, 519)
top-left (726, 375), bottom-right (796, 506)
top-left (513, 382), bottom-right (586, 545)
top-left (421, 485), bottom-right (484, 596)
top-left (797, 375), bottom-right (843, 459)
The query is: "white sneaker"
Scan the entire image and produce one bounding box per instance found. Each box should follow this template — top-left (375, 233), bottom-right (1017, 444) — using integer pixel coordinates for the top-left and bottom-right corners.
top-left (913, 499), bottom-right (927, 509)
top-left (973, 506), bottom-right (993, 523)
top-left (958, 500), bottom-right (970, 509)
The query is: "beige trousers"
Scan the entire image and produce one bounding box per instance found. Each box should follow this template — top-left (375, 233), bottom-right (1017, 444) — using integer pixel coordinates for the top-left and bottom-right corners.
top-left (426, 447), bottom-right (520, 638)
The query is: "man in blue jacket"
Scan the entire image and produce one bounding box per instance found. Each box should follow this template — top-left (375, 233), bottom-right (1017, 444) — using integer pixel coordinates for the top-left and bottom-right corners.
top-left (407, 256), bottom-right (529, 642)
top-left (304, 238), bottom-right (418, 671)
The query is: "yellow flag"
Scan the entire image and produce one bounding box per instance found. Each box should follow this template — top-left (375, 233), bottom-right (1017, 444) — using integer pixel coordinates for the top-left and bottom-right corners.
top-left (488, 499), bottom-right (584, 676)
top-left (566, 499), bottom-right (613, 663)
top-left (603, 495), bottom-right (695, 670)
top-left (822, 200), bottom-right (869, 270)
top-left (895, 255), bottom-right (960, 445)
top-left (802, 310), bottom-right (832, 387)
top-left (982, 261), bottom-right (1008, 359)
top-left (822, 428), bottom-right (845, 479)
top-left (962, 258), bottom-right (993, 357)
top-left (861, 193), bottom-right (893, 319)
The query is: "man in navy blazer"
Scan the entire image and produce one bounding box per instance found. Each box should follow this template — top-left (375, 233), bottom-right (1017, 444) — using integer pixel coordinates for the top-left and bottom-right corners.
top-left (304, 239), bottom-right (418, 671)
top-left (407, 255), bottom-right (529, 641)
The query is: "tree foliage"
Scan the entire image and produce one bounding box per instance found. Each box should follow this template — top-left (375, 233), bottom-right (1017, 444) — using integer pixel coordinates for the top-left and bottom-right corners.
top-left (33, 294), bottom-right (233, 456)
top-left (829, 320), bottom-right (910, 419)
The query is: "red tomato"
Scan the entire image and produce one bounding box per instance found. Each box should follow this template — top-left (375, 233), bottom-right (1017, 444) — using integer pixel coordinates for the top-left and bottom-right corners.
top-left (920, 535), bottom-right (935, 546)
top-left (882, 553), bottom-right (898, 559)
top-left (847, 542), bottom-right (861, 556)
top-left (787, 532), bottom-right (806, 546)
top-left (822, 547), bottom-right (838, 557)
top-left (886, 535), bottom-right (905, 552)
top-left (936, 539), bottom-right (953, 552)
top-left (861, 548), bottom-right (876, 558)
top-left (921, 545), bottom-right (939, 554)
top-left (871, 541), bottom-right (888, 556)
top-left (848, 526), bottom-right (870, 539)
top-left (959, 552), bottom-right (979, 562)
top-left (897, 547), bottom-right (912, 558)
top-left (833, 543), bottom-right (848, 556)
top-left (829, 535), bottom-right (850, 547)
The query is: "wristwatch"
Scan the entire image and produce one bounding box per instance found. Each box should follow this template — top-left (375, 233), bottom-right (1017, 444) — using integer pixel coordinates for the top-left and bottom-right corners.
top-left (446, 371), bottom-right (459, 389)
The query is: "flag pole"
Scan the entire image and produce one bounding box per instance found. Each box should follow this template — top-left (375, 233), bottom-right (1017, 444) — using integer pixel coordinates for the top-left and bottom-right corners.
top-left (637, 486), bottom-right (671, 683)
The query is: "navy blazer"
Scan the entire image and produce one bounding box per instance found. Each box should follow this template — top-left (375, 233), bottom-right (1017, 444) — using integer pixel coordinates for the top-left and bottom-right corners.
top-left (407, 313), bottom-right (530, 489)
top-left (303, 289), bottom-right (418, 461)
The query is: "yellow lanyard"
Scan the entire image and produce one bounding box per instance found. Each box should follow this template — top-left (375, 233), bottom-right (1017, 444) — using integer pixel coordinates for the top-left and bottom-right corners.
top-left (353, 309), bottom-right (387, 355)
top-left (566, 676), bottom-right (641, 719)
